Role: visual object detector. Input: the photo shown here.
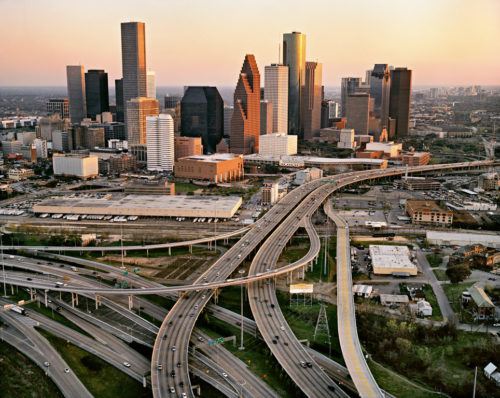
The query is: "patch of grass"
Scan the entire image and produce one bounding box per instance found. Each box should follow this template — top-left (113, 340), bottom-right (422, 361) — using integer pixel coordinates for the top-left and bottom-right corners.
top-left (352, 240), bottom-right (412, 248)
top-left (368, 359), bottom-right (442, 398)
top-left (433, 269), bottom-right (449, 281)
top-left (427, 253), bottom-right (444, 268)
top-left (423, 285), bottom-right (443, 321)
top-left (442, 282), bottom-right (475, 313)
top-left (174, 182), bottom-right (200, 193)
top-left (0, 339), bottom-right (64, 398)
top-left (38, 329), bottom-right (152, 398)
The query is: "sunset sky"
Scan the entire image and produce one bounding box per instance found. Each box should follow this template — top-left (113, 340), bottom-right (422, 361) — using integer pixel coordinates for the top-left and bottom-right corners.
top-left (1, 0), bottom-right (499, 87)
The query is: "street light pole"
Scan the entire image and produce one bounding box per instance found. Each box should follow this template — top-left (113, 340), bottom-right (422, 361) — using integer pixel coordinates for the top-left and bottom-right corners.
top-left (1, 235), bottom-right (7, 297)
top-left (239, 270), bottom-right (245, 350)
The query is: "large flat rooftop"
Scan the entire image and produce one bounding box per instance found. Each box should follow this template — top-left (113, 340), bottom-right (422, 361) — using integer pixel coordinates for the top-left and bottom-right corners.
top-left (369, 245), bottom-right (417, 275)
top-left (33, 194), bottom-right (242, 218)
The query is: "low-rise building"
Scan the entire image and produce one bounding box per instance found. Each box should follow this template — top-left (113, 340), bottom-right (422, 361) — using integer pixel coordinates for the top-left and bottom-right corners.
top-left (174, 153), bottom-right (243, 183)
top-left (295, 167), bottom-right (323, 185)
top-left (416, 300), bottom-right (432, 317)
top-left (401, 151), bottom-right (430, 166)
top-left (478, 173), bottom-right (500, 191)
top-left (369, 245), bottom-right (417, 276)
top-left (258, 133), bottom-right (297, 156)
top-left (109, 153), bottom-right (137, 174)
top-left (405, 200), bottom-right (453, 226)
top-left (352, 284), bottom-right (373, 298)
top-left (337, 129), bottom-right (355, 149)
top-left (467, 285), bottom-right (495, 320)
top-left (261, 182), bottom-right (279, 205)
top-left (52, 153), bottom-right (98, 180)
top-left (380, 294), bottom-right (409, 306)
top-left (393, 177), bottom-right (440, 191)
top-left (124, 180), bottom-right (175, 195)
top-left (8, 168), bottom-right (34, 181)
top-left (365, 141), bottom-right (402, 157)
top-left (174, 137), bottom-right (203, 161)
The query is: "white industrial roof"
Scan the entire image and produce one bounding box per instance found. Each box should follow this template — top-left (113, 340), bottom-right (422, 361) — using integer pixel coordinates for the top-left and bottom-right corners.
top-left (352, 285), bottom-right (373, 295)
top-left (183, 154), bottom-right (240, 163)
top-left (244, 154), bottom-right (387, 164)
top-left (417, 300), bottom-right (432, 310)
top-left (380, 294), bottom-right (409, 303)
top-left (369, 245), bottom-right (416, 270)
top-left (485, 362), bottom-right (497, 376)
top-left (426, 231), bottom-right (500, 247)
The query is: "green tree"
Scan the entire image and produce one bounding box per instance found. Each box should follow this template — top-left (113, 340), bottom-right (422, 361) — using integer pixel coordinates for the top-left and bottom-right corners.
top-left (446, 263), bottom-right (471, 283)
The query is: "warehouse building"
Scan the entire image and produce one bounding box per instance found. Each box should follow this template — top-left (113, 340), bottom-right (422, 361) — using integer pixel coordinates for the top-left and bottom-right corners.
top-left (405, 200), bottom-right (453, 226)
top-left (426, 231), bottom-right (500, 249)
top-left (52, 154), bottom-right (98, 180)
top-left (175, 153), bottom-right (243, 183)
top-left (33, 194), bottom-right (242, 219)
top-left (369, 245), bottom-right (417, 276)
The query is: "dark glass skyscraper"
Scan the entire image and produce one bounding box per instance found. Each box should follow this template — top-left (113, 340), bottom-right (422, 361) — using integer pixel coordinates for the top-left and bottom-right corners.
top-left (283, 32), bottom-right (306, 135)
top-left (180, 87), bottom-right (223, 153)
top-left (301, 62), bottom-right (322, 140)
top-left (370, 64), bottom-right (391, 128)
top-left (85, 69), bottom-right (109, 120)
top-left (66, 65), bottom-right (86, 124)
top-left (389, 67), bottom-right (412, 138)
top-left (115, 79), bottom-right (124, 123)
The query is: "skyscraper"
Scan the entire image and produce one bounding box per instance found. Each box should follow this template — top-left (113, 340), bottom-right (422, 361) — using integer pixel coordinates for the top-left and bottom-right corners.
top-left (264, 64), bottom-right (288, 133)
top-left (66, 65), bottom-right (86, 124)
top-left (260, 100), bottom-right (273, 135)
top-left (121, 22), bottom-right (147, 132)
top-left (283, 32), bottom-right (306, 135)
top-left (85, 69), bottom-right (109, 120)
top-left (230, 55), bottom-right (260, 155)
top-left (146, 114), bottom-right (174, 172)
top-left (223, 105), bottom-right (233, 138)
top-left (147, 70), bottom-right (156, 99)
top-left (46, 99), bottom-right (69, 119)
top-left (126, 97), bottom-right (159, 146)
top-left (370, 64), bottom-right (391, 128)
top-left (341, 77), bottom-right (361, 117)
top-left (389, 67), bottom-right (412, 138)
top-left (180, 86), bottom-right (223, 153)
top-left (346, 93), bottom-right (370, 134)
top-left (301, 62), bottom-right (322, 140)
top-left (115, 79), bottom-right (124, 122)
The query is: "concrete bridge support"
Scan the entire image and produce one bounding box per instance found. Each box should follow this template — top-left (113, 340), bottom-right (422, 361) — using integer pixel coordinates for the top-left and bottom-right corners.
top-left (128, 295), bottom-right (133, 310)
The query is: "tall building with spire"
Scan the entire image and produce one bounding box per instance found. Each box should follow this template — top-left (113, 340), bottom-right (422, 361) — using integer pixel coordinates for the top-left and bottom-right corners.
top-left (283, 32), bottom-right (306, 135)
top-left (121, 22), bottom-right (147, 134)
top-left (264, 64), bottom-right (288, 134)
top-left (389, 67), bottom-right (412, 138)
top-left (66, 65), bottom-right (86, 124)
top-left (230, 55), bottom-right (260, 154)
top-left (301, 62), bottom-right (322, 140)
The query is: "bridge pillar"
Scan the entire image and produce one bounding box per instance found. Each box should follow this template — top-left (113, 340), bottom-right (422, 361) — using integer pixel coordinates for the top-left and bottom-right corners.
top-left (59, 291), bottom-right (62, 300)
top-left (168, 247), bottom-right (171, 256)
top-left (124, 250), bottom-right (127, 257)
top-left (128, 295), bottom-right (133, 310)
top-left (102, 250), bottom-right (104, 256)
top-left (71, 293), bottom-right (75, 308)
top-left (302, 266), bottom-right (305, 280)
top-left (189, 245), bottom-right (192, 254)
top-left (44, 290), bottom-right (48, 307)
top-left (30, 288), bottom-right (35, 301)
top-left (11, 284), bottom-right (14, 295)
top-left (146, 249), bottom-right (149, 257)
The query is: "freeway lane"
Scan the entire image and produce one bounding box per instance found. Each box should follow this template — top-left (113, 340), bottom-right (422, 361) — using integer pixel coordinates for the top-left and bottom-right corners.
top-left (325, 201), bottom-right (383, 398)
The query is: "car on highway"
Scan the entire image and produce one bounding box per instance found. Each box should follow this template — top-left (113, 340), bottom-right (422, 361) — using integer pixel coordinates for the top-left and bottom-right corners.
top-left (280, 325), bottom-right (285, 331)
top-left (169, 387), bottom-right (175, 393)
top-left (222, 372), bottom-right (228, 378)
top-left (284, 341), bottom-right (288, 346)
top-left (157, 364), bottom-right (163, 370)
top-left (64, 368), bottom-right (70, 373)
top-left (170, 370), bottom-right (175, 377)
top-left (493, 323), bottom-right (500, 327)
top-left (306, 362), bottom-right (312, 368)
top-left (123, 362), bottom-right (131, 367)
top-left (299, 361), bottom-right (307, 368)
top-left (171, 346), bottom-right (176, 351)
top-left (177, 362), bottom-right (181, 368)
top-left (43, 361), bottom-right (50, 367)
top-left (197, 336), bottom-right (204, 342)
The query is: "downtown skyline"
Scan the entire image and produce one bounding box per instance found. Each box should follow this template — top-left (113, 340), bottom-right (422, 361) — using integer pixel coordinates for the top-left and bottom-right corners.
top-left (1, 0), bottom-right (500, 87)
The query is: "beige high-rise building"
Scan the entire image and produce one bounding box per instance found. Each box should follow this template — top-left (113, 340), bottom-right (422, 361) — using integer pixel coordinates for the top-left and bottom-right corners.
top-left (346, 93), bottom-right (370, 134)
top-left (147, 70), bottom-right (156, 99)
top-left (301, 62), bottom-right (322, 140)
top-left (126, 97), bottom-right (159, 145)
top-left (264, 64), bottom-right (288, 133)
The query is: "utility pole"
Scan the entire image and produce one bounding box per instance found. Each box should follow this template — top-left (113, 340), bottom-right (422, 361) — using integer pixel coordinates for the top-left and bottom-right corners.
top-left (239, 270), bottom-right (246, 350)
top-left (472, 366), bottom-right (477, 398)
top-left (1, 235), bottom-right (6, 297)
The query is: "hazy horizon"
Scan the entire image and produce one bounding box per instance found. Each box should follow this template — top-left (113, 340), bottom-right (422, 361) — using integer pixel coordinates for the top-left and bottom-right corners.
top-left (1, 0), bottom-right (499, 87)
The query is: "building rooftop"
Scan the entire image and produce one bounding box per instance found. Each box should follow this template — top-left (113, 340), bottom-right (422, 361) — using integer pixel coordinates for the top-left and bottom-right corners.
top-left (244, 154), bottom-right (387, 164)
top-left (468, 285), bottom-right (495, 308)
top-left (179, 153), bottom-right (241, 163)
top-left (369, 245), bottom-right (416, 271)
top-left (406, 200), bottom-right (451, 213)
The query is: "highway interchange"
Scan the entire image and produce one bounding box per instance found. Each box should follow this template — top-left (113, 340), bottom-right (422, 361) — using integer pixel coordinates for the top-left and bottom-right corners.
top-left (0, 160), bottom-right (495, 398)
